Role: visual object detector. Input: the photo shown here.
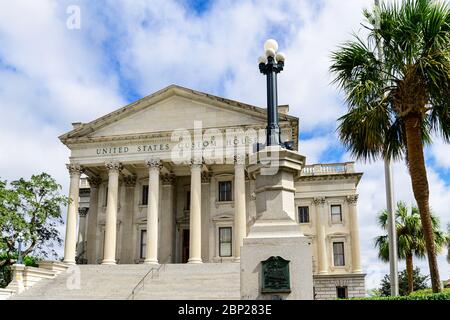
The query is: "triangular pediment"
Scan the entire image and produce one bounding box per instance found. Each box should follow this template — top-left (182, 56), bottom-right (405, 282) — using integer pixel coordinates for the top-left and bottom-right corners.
top-left (59, 85), bottom-right (298, 144)
top-left (92, 95), bottom-right (264, 137)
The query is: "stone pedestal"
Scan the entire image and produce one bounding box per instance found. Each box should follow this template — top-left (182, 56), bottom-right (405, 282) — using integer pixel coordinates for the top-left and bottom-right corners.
top-left (240, 146), bottom-right (314, 300)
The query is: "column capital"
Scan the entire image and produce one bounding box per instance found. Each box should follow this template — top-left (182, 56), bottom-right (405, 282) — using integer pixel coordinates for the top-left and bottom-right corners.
top-left (162, 173), bottom-right (176, 186)
top-left (234, 154), bottom-right (246, 166)
top-left (123, 175), bottom-right (137, 188)
top-left (78, 207), bottom-right (89, 217)
top-left (201, 171), bottom-right (212, 183)
top-left (190, 159), bottom-right (203, 170)
top-left (66, 163), bottom-right (84, 176)
top-left (313, 197), bottom-right (326, 206)
top-left (105, 162), bottom-right (123, 173)
top-left (146, 158), bottom-right (163, 170)
top-left (346, 194), bottom-right (359, 205)
top-left (87, 176), bottom-right (102, 188)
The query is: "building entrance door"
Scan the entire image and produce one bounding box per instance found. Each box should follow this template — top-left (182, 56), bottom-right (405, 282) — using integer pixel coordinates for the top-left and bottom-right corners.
top-left (182, 229), bottom-right (190, 263)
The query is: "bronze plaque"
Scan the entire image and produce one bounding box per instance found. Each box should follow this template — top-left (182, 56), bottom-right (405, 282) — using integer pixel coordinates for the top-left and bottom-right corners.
top-left (261, 256), bottom-right (291, 293)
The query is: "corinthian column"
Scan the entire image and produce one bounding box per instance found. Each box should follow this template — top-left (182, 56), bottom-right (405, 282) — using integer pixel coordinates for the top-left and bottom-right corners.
top-left (64, 164), bottom-right (83, 265)
top-left (145, 159), bottom-right (162, 265)
top-left (234, 154), bottom-right (247, 262)
top-left (314, 197), bottom-right (328, 274)
top-left (86, 176), bottom-right (101, 264)
top-left (102, 162), bottom-right (122, 265)
top-left (188, 161), bottom-right (202, 263)
top-left (347, 195), bottom-right (362, 273)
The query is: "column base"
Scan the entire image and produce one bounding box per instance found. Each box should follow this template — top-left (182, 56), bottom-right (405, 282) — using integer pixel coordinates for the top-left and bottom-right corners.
top-left (188, 258), bottom-right (203, 264)
top-left (352, 269), bottom-right (363, 274)
top-left (144, 259), bottom-right (159, 265)
top-left (101, 259), bottom-right (117, 265)
top-left (234, 257), bottom-right (241, 263)
top-left (318, 270), bottom-right (329, 275)
top-left (63, 259), bottom-right (76, 265)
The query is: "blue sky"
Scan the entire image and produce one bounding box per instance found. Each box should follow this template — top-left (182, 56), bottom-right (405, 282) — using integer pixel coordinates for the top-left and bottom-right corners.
top-left (0, 0), bottom-right (448, 291)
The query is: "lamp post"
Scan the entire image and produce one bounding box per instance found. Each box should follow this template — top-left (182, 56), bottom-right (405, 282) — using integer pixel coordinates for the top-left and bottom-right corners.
top-left (374, 0), bottom-right (399, 297)
top-left (258, 39), bottom-right (293, 150)
top-left (17, 232), bottom-right (23, 265)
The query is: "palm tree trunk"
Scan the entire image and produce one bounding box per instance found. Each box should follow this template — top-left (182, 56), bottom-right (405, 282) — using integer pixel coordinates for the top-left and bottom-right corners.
top-left (406, 254), bottom-right (414, 294)
top-left (404, 115), bottom-right (441, 293)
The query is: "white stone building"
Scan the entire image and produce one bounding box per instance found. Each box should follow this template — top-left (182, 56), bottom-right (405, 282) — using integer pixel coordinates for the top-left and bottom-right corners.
top-left (60, 85), bottom-right (365, 299)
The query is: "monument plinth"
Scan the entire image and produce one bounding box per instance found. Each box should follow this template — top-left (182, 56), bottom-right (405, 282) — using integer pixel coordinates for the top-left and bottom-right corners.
top-left (240, 146), bottom-right (314, 300)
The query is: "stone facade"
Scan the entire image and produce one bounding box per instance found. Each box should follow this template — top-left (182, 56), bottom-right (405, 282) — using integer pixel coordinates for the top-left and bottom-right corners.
top-left (60, 85), bottom-right (366, 299)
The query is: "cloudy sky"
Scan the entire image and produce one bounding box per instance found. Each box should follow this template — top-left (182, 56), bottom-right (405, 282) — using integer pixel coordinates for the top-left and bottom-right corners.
top-left (0, 0), bottom-right (448, 290)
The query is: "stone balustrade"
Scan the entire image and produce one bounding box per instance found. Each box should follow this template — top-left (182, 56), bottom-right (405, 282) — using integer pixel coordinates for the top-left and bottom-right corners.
top-left (301, 162), bottom-right (355, 176)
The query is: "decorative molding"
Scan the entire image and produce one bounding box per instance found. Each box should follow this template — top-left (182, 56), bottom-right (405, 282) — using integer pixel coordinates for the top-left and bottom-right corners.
top-left (162, 173), bottom-right (176, 185)
top-left (87, 176), bottom-right (102, 188)
top-left (313, 197), bottom-right (326, 205)
top-left (66, 163), bottom-right (84, 176)
top-left (105, 162), bottom-right (123, 173)
top-left (123, 175), bottom-right (137, 187)
top-left (78, 207), bottom-right (89, 217)
top-left (346, 194), bottom-right (358, 204)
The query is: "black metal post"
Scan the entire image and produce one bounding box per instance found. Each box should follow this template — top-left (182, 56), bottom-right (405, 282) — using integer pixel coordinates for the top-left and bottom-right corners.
top-left (260, 56), bottom-right (283, 147)
top-left (17, 237), bottom-right (23, 264)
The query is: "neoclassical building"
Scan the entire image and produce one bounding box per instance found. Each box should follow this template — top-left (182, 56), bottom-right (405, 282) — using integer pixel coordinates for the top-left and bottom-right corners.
top-left (59, 85), bottom-right (365, 299)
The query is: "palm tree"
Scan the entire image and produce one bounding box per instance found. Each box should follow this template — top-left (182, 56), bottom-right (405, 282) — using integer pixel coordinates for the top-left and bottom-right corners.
top-left (375, 202), bottom-right (447, 294)
top-left (330, 0), bottom-right (450, 292)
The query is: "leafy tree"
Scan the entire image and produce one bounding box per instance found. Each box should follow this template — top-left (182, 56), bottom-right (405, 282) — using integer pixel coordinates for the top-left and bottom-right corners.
top-left (379, 267), bottom-right (430, 296)
top-left (0, 173), bottom-right (69, 276)
top-left (375, 201), bottom-right (447, 294)
top-left (330, 0), bottom-right (450, 292)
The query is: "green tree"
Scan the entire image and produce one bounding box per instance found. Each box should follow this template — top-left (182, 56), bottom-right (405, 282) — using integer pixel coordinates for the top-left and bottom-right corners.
top-left (0, 173), bottom-right (69, 276)
top-left (379, 267), bottom-right (430, 296)
top-left (330, 0), bottom-right (450, 292)
top-left (375, 201), bottom-right (447, 294)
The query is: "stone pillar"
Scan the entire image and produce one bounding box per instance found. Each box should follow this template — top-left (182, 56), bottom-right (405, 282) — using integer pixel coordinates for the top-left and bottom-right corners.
top-left (347, 195), bottom-right (362, 273)
top-left (242, 146), bottom-right (313, 300)
top-left (121, 175), bottom-right (137, 264)
top-left (161, 173), bottom-right (176, 263)
top-left (234, 155), bottom-right (247, 262)
top-left (314, 197), bottom-right (328, 274)
top-left (145, 159), bottom-right (162, 265)
top-left (64, 164), bottom-right (83, 265)
top-left (201, 171), bottom-right (212, 262)
top-left (188, 162), bottom-right (202, 264)
top-left (102, 162), bottom-right (122, 265)
top-left (76, 207), bottom-right (88, 263)
top-left (7, 264), bottom-right (25, 294)
top-left (86, 176), bottom-right (101, 264)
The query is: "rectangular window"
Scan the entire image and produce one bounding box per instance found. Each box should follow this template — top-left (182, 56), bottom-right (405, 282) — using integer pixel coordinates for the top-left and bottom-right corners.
top-left (140, 230), bottom-right (147, 259)
top-left (219, 227), bottom-right (232, 257)
top-left (331, 205), bottom-right (342, 223)
top-left (336, 286), bottom-right (348, 299)
top-left (298, 206), bottom-right (310, 223)
top-left (142, 185), bottom-right (149, 205)
top-left (218, 181), bottom-right (232, 202)
top-left (333, 242), bottom-right (345, 266)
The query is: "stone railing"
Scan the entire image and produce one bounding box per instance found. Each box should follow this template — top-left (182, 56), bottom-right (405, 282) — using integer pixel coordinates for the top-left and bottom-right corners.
top-left (301, 162), bottom-right (355, 176)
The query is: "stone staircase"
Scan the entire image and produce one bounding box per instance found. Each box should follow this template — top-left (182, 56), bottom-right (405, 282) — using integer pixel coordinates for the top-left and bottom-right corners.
top-left (133, 263), bottom-right (240, 300)
top-left (10, 263), bottom-right (240, 300)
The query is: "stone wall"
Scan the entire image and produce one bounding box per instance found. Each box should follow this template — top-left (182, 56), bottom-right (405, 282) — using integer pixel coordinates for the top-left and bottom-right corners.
top-left (313, 274), bottom-right (366, 300)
